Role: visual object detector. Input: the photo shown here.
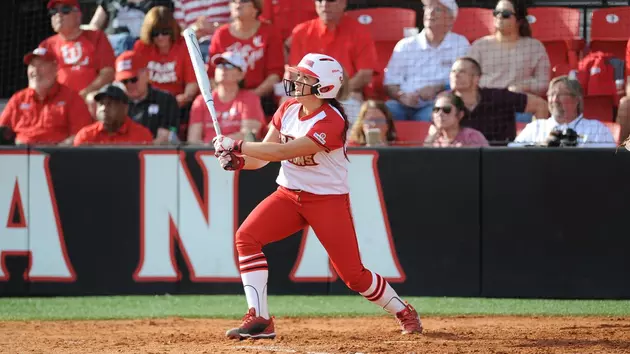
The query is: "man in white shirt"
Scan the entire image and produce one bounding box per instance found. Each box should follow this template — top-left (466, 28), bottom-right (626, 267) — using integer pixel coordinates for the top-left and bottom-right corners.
top-left (510, 76), bottom-right (616, 148)
top-left (383, 0), bottom-right (469, 122)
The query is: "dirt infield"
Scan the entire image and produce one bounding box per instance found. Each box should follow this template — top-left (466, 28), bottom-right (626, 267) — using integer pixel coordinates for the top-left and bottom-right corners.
top-left (1, 316), bottom-right (629, 353)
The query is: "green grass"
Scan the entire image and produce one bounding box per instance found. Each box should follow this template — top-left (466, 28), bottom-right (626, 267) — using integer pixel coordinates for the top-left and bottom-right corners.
top-left (0, 295), bottom-right (629, 321)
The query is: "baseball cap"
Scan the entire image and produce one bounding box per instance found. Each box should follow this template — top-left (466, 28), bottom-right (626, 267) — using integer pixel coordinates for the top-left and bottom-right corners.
top-left (23, 47), bottom-right (56, 65)
top-left (47, 0), bottom-right (80, 9)
top-left (211, 51), bottom-right (248, 73)
top-left (94, 83), bottom-right (129, 105)
top-left (115, 51), bottom-right (148, 82)
top-left (438, 0), bottom-right (458, 18)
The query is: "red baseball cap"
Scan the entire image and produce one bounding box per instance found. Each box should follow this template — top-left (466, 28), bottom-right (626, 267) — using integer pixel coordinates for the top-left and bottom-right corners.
top-left (47, 0), bottom-right (80, 9)
top-left (115, 51), bottom-right (148, 82)
top-left (23, 47), bottom-right (56, 65)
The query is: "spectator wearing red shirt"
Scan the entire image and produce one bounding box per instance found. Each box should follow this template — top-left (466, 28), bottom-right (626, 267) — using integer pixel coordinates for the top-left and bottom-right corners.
top-left (188, 51), bottom-right (266, 143)
top-left (0, 48), bottom-right (93, 145)
top-left (134, 6), bottom-right (199, 108)
top-left (615, 39), bottom-right (630, 143)
top-left (259, 0), bottom-right (317, 42)
top-left (74, 84), bottom-right (154, 145)
top-left (207, 0), bottom-right (284, 116)
top-left (288, 0), bottom-right (378, 124)
top-left (41, 0), bottom-right (116, 100)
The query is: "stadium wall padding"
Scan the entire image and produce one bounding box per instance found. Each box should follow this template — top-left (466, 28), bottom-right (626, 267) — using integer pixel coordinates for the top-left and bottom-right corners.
top-left (0, 147), bottom-right (628, 299)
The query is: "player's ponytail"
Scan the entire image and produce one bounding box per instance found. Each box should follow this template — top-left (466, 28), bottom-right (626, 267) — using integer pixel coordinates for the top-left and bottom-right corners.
top-left (324, 71), bottom-right (350, 161)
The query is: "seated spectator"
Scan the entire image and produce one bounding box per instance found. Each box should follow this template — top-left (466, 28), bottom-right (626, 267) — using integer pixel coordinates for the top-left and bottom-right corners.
top-left (40, 0), bottom-right (116, 99)
top-left (467, 0), bottom-right (550, 122)
top-left (288, 0), bottom-right (378, 125)
top-left (348, 100), bottom-right (397, 146)
top-left (134, 6), bottom-right (199, 108)
top-left (259, 0), bottom-right (317, 43)
top-left (424, 92), bottom-right (488, 147)
top-left (74, 84), bottom-right (154, 145)
top-left (451, 57), bottom-right (548, 145)
top-left (0, 48), bottom-right (92, 145)
top-left (88, 0), bottom-right (174, 56)
top-left (188, 52), bottom-right (266, 143)
top-left (207, 0), bottom-right (284, 117)
top-left (384, 0), bottom-right (469, 122)
top-left (115, 50), bottom-right (180, 143)
top-left (510, 76), bottom-right (616, 148)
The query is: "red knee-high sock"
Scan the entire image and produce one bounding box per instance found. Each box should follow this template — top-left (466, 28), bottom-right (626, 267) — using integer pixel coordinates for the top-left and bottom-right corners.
top-left (360, 271), bottom-right (407, 315)
top-left (239, 252), bottom-right (269, 319)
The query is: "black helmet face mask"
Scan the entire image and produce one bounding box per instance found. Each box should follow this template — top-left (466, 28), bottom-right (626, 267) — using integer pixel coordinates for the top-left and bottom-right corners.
top-left (283, 71), bottom-right (320, 97)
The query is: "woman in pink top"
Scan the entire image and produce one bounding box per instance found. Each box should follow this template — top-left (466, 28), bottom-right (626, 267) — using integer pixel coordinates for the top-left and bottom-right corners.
top-left (424, 92), bottom-right (489, 147)
top-left (188, 51), bottom-right (265, 143)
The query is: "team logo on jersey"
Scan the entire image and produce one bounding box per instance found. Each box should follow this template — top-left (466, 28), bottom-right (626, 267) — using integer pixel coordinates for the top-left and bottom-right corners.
top-left (61, 43), bottom-right (83, 65)
top-left (313, 132), bottom-right (327, 145)
top-left (280, 133), bottom-right (318, 166)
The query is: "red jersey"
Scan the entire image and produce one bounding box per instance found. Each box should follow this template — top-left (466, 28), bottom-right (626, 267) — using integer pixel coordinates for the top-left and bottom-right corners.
top-left (39, 30), bottom-right (116, 93)
top-left (259, 0), bottom-right (318, 41)
top-left (133, 37), bottom-right (196, 96)
top-left (272, 98), bottom-right (347, 195)
top-left (207, 23), bottom-right (285, 90)
top-left (0, 83), bottom-right (93, 144)
top-left (73, 117), bottom-right (154, 145)
top-left (289, 15), bottom-right (378, 78)
top-left (189, 89), bottom-right (266, 142)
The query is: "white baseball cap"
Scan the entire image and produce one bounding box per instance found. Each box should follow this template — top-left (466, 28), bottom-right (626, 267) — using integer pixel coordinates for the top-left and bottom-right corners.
top-left (438, 0), bottom-right (458, 18)
top-left (211, 51), bottom-right (248, 73)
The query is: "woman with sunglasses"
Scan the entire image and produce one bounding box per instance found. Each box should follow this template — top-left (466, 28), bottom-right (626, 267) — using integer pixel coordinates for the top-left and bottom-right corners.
top-left (348, 100), bottom-right (398, 147)
top-left (133, 6), bottom-right (199, 109)
top-left (211, 53), bottom-right (422, 340)
top-left (207, 0), bottom-right (284, 117)
top-left (188, 51), bottom-right (266, 144)
top-left (424, 92), bottom-right (489, 147)
top-left (466, 0), bottom-right (549, 97)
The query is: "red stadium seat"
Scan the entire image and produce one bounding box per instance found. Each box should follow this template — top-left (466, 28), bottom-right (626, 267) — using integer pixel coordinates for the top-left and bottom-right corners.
top-left (603, 121), bottom-right (621, 143)
top-left (345, 8), bottom-right (416, 42)
top-left (452, 8), bottom-right (494, 43)
top-left (583, 95), bottom-right (615, 122)
top-left (393, 121), bottom-right (430, 145)
top-left (346, 8), bottom-right (416, 100)
top-left (527, 7), bottom-right (584, 73)
top-left (589, 7), bottom-right (630, 59)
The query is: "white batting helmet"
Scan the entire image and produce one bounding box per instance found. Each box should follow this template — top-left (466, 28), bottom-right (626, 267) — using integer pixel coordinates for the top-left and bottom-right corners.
top-left (285, 53), bottom-right (344, 99)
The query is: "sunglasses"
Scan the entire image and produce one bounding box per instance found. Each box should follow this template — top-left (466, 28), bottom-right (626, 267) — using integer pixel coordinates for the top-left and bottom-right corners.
top-left (48, 5), bottom-right (75, 16)
top-left (121, 77), bottom-right (139, 85)
top-left (493, 9), bottom-right (515, 19)
top-left (151, 29), bottom-right (173, 38)
top-left (432, 106), bottom-right (453, 114)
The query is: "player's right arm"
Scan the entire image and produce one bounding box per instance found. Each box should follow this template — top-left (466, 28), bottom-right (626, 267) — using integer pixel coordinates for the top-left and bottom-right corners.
top-left (241, 125), bottom-right (281, 170)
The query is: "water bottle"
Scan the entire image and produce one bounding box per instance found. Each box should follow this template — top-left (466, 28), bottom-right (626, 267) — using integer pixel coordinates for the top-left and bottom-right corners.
top-left (168, 127), bottom-right (180, 144)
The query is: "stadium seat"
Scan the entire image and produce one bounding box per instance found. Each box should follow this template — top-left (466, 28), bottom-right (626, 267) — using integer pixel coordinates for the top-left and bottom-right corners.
top-left (346, 8), bottom-right (416, 100)
top-left (583, 95), bottom-right (615, 122)
top-left (393, 121), bottom-right (430, 145)
top-left (589, 7), bottom-right (630, 59)
top-left (527, 7), bottom-right (584, 74)
top-left (452, 8), bottom-right (494, 44)
top-left (604, 121), bottom-right (621, 143)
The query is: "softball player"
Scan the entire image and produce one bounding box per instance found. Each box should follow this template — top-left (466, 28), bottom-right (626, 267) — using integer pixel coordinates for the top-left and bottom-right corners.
top-left (213, 53), bottom-right (422, 340)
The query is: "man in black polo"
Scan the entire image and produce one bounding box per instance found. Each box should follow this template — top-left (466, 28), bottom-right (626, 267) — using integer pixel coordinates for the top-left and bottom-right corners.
top-left (450, 57), bottom-right (550, 145)
top-left (115, 50), bottom-right (179, 144)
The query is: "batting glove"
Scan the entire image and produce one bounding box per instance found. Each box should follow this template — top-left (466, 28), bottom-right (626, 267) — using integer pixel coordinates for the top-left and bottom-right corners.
top-left (212, 135), bottom-right (243, 155)
top-left (217, 150), bottom-right (245, 171)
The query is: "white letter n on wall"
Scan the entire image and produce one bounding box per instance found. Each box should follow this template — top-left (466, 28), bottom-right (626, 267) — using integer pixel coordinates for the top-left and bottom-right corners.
top-left (135, 151), bottom-right (240, 282)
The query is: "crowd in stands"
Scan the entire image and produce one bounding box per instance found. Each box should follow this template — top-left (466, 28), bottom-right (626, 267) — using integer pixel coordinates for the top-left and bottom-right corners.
top-left (0, 0), bottom-right (625, 148)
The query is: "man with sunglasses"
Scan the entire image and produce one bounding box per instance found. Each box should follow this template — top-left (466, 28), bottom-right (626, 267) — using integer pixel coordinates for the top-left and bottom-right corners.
top-left (40, 0), bottom-right (116, 101)
top-left (115, 51), bottom-right (180, 144)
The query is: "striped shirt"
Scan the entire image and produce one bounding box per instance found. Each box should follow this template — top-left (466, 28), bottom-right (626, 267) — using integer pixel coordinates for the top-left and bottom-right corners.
top-left (173, 0), bottom-right (230, 29)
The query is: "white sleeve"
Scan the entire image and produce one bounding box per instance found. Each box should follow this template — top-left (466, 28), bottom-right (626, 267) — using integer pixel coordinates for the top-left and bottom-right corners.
top-left (383, 39), bottom-right (408, 86)
top-left (509, 122), bottom-right (538, 147)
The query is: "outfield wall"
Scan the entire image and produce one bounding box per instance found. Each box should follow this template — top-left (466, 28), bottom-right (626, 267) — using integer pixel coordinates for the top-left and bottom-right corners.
top-left (0, 147), bottom-right (629, 299)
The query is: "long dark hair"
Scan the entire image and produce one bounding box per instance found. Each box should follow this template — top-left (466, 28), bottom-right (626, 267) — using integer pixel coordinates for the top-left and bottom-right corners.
top-left (324, 71), bottom-right (350, 160)
top-left (504, 0), bottom-right (532, 37)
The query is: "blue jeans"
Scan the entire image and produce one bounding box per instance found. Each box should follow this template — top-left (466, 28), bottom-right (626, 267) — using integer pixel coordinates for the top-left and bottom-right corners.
top-left (385, 100), bottom-right (434, 122)
top-left (515, 112), bottom-right (534, 123)
top-left (107, 33), bottom-right (137, 57)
